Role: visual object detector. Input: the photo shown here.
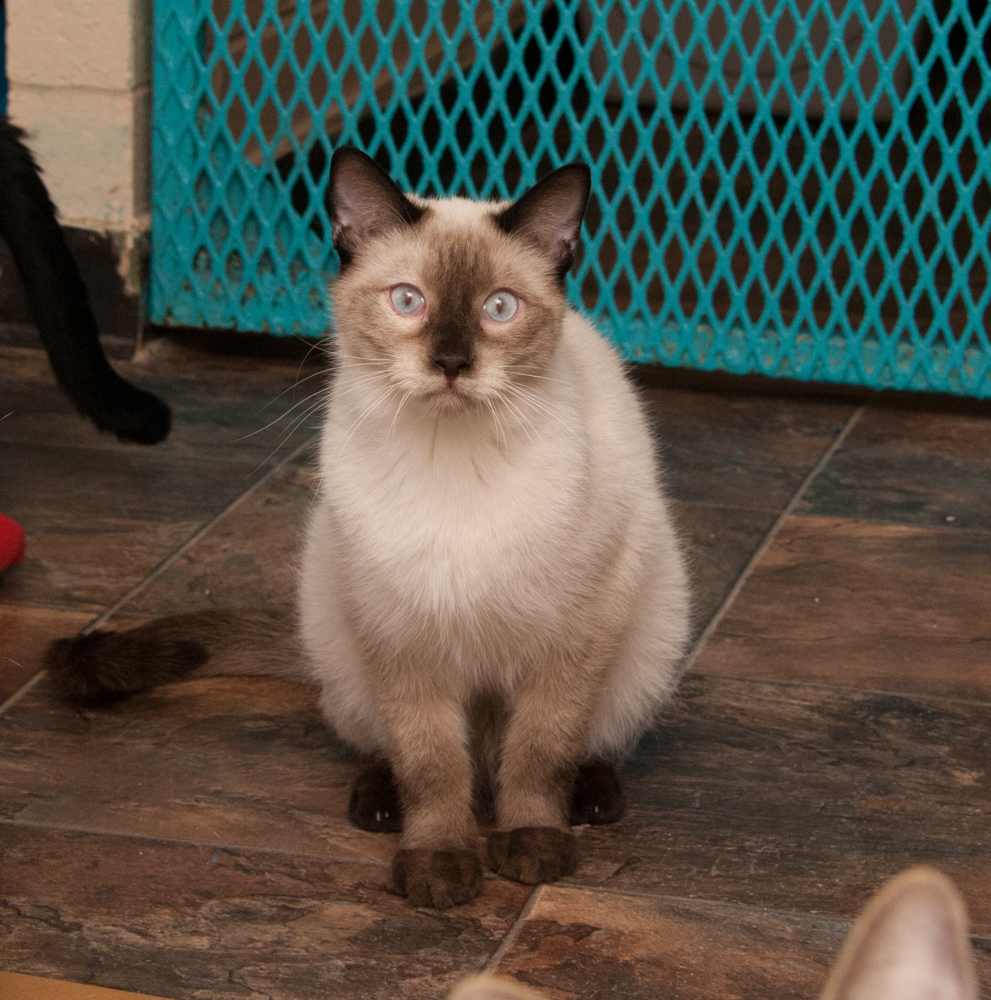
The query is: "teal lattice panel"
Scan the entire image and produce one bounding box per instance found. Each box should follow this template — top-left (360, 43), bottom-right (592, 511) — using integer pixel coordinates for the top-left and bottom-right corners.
top-left (151, 0), bottom-right (991, 395)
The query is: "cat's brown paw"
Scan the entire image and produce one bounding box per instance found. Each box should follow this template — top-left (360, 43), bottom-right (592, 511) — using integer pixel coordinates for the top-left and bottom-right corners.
top-left (569, 760), bottom-right (625, 825)
top-left (487, 827), bottom-right (579, 884)
top-left (348, 762), bottom-right (404, 832)
top-left (392, 848), bottom-right (483, 909)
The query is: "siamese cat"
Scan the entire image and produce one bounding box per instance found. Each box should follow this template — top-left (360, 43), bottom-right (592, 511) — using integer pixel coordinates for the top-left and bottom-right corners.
top-left (450, 867), bottom-right (981, 1000)
top-left (0, 115), bottom-right (170, 444)
top-left (46, 147), bottom-right (691, 908)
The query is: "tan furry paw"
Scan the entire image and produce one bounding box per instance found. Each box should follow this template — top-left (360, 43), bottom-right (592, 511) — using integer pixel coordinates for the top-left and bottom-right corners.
top-left (487, 827), bottom-right (579, 884)
top-left (392, 847), bottom-right (483, 908)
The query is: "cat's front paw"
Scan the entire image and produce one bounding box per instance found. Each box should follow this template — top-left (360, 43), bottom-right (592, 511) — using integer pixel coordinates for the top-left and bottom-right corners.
top-left (487, 827), bottom-right (579, 884)
top-left (392, 848), bottom-right (483, 909)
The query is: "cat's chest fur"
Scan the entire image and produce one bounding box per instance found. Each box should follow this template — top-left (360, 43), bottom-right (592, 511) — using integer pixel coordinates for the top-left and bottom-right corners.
top-left (316, 327), bottom-right (628, 647)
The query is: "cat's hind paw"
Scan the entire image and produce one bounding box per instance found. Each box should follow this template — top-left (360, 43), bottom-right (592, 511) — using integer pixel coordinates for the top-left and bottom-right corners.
top-left (392, 848), bottom-right (483, 909)
top-left (348, 762), bottom-right (404, 833)
top-left (569, 760), bottom-right (625, 825)
top-left (487, 827), bottom-right (579, 884)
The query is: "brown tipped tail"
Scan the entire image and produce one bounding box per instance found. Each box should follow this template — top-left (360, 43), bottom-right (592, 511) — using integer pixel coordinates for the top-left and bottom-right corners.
top-left (45, 610), bottom-right (306, 706)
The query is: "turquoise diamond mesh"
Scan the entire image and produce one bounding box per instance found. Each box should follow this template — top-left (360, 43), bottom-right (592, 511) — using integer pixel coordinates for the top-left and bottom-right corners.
top-left (151, 0), bottom-right (991, 396)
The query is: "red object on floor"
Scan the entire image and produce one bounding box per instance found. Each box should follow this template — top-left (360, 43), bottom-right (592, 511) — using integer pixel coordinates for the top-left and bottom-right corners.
top-left (0, 512), bottom-right (26, 572)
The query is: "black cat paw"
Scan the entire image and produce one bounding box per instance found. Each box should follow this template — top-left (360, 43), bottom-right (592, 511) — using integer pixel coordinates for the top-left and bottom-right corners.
top-left (392, 847), bottom-right (482, 909)
top-left (348, 762), bottom-right (404, 832)
top-left (487, 826), bottom-right (579, 884)
top-left (569, 760), bottom-right (625, 825)
top-left (85, 375), bottom-right (171, 446)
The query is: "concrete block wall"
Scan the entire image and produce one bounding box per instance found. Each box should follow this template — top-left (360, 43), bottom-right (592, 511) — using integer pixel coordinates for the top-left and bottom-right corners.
top-left (1, 0), bottom-right (151, 351)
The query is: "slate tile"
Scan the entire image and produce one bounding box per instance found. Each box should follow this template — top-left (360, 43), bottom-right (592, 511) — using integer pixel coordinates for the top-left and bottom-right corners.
top-left (0, 825), bottom-right (531, 1000)
top-left (0, 440), bottom-right (292, 613)
top-left (0, 343), bottom-right (326, 467)
top-left (672, 501), bottom-right (775, 634)
top-left (692, 515), bottom-right (991, 701)
top-left (0, 515), bottom-right (202, 615)
top-left (632, 377), bottom-right (856, 511)
top-left (798, 407), bottom-right (991, 531)
top-left (0, 677), bottom-right (398, 863)
top-left (0, 606), bottom-right (94, 705)
top-left (489, 884), bottom-right (991, 999)
top-left (570, 675), bottom-right (991, 933)
top-left (120, 461), bottom-right (314, 618)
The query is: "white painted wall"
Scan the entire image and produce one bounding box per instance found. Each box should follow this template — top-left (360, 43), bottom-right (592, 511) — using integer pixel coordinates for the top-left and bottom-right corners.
top-left (5, 0), bottom-right (151, 236)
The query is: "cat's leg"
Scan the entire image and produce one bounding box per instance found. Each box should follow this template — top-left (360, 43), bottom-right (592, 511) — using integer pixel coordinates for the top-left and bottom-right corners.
top-left (0, 116), bottom-right (171, 445)
top-left (378, 689), bottom-right (482, 908)
top-left (487, 656), bottom-right (608, 884)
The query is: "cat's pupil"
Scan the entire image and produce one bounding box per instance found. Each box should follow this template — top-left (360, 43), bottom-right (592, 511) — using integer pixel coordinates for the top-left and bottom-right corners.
top-left (391, 284), bottom-right (423, 315)
top-left (483, 289), bottom-right (518, 322)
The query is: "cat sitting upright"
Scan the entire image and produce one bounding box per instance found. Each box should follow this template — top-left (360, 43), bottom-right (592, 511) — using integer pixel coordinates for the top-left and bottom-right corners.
top-left (46, 147), bottom-right (691, 908)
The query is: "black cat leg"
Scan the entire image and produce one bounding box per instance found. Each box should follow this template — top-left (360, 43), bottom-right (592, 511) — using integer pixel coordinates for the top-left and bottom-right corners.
top-left (569, 759), bottom-right (625, 825)
top-left (0, 116), bottom-right (171, 445)
top-left (348, 760), bottom-right (404, 832)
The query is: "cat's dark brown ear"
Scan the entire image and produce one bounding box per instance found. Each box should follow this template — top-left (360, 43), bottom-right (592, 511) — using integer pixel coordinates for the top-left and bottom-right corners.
top-left (493, 164), bottom-right (591, 282)
top-left (328, 147), bottom-right (425, 268)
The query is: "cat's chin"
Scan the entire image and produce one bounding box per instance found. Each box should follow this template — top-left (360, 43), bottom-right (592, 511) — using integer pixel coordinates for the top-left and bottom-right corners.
top-left (425, 383), bottom-right (479, 410)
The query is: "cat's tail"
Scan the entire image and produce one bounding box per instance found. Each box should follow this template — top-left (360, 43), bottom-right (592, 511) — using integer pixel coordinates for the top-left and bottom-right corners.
top-left (0, 114), bottom-right (171, 445)
top-left (44, 610), bottom-right (307, 706)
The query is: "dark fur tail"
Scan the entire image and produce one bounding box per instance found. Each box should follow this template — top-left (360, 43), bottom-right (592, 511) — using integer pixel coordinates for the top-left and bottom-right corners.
top-left (45, 610), bottom-right (305, 706)
top-left (0, 115), bottom-right (171, 445)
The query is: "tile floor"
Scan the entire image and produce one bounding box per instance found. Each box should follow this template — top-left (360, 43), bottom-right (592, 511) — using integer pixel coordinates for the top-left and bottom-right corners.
top-left (1, 337), bottom-right (989, 999)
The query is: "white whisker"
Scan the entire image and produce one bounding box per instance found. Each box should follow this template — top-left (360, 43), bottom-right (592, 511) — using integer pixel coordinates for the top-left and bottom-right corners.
top-left (505, 365), bottom-right (567, 385)
top-left (388, 390), bottom-right (414, 441)
top-left (259, 366), bottom-right (330, 414)
top-left (502, 383), bottom-right (570, 431)
top-left (498, 393), bottom-right (537, 447)
top-left (250, 400), bottom-right (324, 473)
top-left (232, 385), bottom-right (330, 443)
top-left (484, 397), bottom-right (506, 452)
top-left (333, 392), bottom-right (392, 461)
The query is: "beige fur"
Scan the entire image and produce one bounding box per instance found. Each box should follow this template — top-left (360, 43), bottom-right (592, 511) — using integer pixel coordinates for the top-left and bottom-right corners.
top-left (44, 155), bottom-right (690, 905)
top-left (451, 867), bottom-right (979, 1000)
top-left (298, 178), bottom-right (691, 873)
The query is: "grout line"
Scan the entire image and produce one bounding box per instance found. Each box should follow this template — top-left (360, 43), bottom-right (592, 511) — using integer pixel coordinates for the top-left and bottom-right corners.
top-left (688, 671), bottom-right (991, 710)
top-left (0, 816), bottom-right (391, 868)
top-left (0, 671), bottom-right (46, 717)
top-left (556, 877), bottom-right (856, 927)
top-left (682, 406), bottom-right (866, 674)
top-left (482, 885), bottom-right (543, 973)
top-left (7, 813), bottom-right (990, 950)
top-left (553, 879), bottom-right (991, 948)
top-left (79, 433), bottom-right (317, 636)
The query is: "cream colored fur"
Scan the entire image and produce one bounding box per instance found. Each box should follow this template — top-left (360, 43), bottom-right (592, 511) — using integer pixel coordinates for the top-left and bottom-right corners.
top-left (299, 163), bottom-right (690, 877)
top-left (300, 194), bottom-right (689, 760)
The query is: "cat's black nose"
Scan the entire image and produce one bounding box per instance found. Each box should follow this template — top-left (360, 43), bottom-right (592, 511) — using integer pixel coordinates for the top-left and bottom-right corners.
top-left (434, 354), bottom-right (472, 379)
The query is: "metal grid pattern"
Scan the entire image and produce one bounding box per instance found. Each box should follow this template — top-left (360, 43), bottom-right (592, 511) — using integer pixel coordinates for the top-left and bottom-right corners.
top-left (151, 0), bottom-right (991, 396)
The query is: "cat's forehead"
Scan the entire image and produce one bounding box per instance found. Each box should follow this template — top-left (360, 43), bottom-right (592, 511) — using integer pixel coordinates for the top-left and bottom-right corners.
top-left (366, 195), bottom-right (547, 293)
top-left (411, 194), bottom-right (511, 224)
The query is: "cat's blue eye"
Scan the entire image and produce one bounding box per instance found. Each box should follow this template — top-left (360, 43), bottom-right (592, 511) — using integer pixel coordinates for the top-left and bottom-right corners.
top-left (482, 290), bottom-right (519, 323)
top-left (390, 284), bottom-right (425, 316)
